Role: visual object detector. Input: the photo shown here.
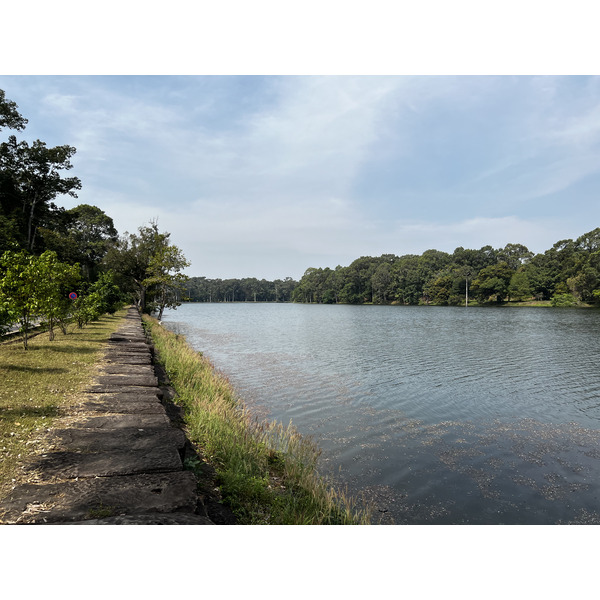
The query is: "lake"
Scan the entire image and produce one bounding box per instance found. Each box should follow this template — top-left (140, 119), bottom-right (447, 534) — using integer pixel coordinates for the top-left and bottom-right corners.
top-left (161, 302), bottom-right (600, 524)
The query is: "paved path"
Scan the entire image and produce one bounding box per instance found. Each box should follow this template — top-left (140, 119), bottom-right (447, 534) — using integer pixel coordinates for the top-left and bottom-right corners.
top-left (0, 308), bottom-right (215, 524)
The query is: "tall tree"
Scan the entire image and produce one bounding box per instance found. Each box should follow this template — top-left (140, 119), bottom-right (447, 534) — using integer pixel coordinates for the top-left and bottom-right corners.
top-left (0, 89), bottom-right (28, 132)
top-left (470, 262), bottom-right (514, 303)
top-left (0, 136), bottom-right (81, 252)
top-left (104, 220), bottom-right (189, 314)
top-left (65, 204), bottom-right (117, 280)
top-left (144, 243), bottom-right (190, 319)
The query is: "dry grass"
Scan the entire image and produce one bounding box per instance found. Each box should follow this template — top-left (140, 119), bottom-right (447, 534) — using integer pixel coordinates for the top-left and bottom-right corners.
top-left (0, 310), bottom-right (127, 497)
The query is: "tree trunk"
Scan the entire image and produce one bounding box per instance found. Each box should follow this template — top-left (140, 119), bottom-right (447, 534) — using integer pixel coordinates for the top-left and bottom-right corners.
top-left (26, 192), bottom-right (39, 251)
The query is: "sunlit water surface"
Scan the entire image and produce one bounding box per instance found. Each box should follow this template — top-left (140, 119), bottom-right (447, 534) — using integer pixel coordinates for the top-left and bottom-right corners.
top-left (162, 303), bottom-right (600, 524)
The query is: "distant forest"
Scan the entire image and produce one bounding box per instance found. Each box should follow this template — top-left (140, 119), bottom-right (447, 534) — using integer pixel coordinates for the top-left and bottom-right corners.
top-left (185, 277), bottom-right (298, 303)
top-left (290, 228), bottom-right (600, 306)
top-left (186, 228), bottom-right (600, 307)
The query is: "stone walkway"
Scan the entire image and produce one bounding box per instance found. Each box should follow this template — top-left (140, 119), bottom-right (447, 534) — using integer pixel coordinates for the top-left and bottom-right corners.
top-left (0, 308), bottom-right (216, 524)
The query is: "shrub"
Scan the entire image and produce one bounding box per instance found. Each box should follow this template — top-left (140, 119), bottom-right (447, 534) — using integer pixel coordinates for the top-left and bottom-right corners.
top-left (551, 293), bottom-right (578, 307)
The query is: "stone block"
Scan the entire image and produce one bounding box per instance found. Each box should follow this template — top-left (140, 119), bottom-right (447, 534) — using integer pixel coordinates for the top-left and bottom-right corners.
top-left (0, 471), bottom-right (201, 524)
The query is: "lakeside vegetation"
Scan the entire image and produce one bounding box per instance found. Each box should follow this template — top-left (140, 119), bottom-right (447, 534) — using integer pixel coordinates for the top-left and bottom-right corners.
top-left (0, 310), bottom-right (126, 497)
top-left (185, 276), bottom-right (298, 303)
top-left (143, 314), bottom-right (370, 524)
top-left (1, 89), bottom-right (190, 342)
top-left (184, 228), bottom-right (600, 309)
top-left (291, 229), bottom-right (600, 307)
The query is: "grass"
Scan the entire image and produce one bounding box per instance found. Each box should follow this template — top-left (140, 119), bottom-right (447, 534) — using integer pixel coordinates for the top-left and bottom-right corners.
top-left (143, 315), bottom-right (372, 525)
top-left (0, 309), bottom-right (127, 498)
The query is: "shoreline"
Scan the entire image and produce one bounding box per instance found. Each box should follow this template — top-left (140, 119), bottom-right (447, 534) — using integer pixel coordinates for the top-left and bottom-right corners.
top-left (143, 314), bottom-right (372, 524)
top-left (0, 308), bottom-right (227, 524)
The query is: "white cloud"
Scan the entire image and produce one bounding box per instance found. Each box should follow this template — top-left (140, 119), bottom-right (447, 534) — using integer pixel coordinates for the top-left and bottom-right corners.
top-left (5, 75), bottom-right (600, 280)
top-left (385, 217), bottom-right (570, 255)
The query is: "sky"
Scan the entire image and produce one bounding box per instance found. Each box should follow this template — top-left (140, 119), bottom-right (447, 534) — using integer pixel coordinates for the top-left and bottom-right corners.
top-left (2, 74), bottom-right (600, 281)
top-left (2, 2), bottom-right (600, 284)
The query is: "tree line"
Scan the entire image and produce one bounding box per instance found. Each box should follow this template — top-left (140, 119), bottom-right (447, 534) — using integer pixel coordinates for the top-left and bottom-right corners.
top-left (291, 231), bottom-right (600, 307)
top-left (0, 89), bottom-right (190, 347)
top-left (185, 276), bottom-right (297, 303)
top-left (4, 86), bottom-right (598, 333)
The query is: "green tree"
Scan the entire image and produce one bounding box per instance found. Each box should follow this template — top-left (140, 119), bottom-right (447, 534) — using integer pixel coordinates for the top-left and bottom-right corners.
top-left (0, 136), bottom-right (81, 252)
top-left (144, 244), bottom-right (190, 319)
top-left (0, 90), bottom-right (28, 132)
top-left (423, 273), bottom-right (454, 305)
top-left (575, 228), bottom-right (600, 253)
top-left (452, 245), bottom-right (498, 272)
top-left (0, 250), bottom-right (43, 349)
top-left (508, 269), bottom-right (533, 301)
top-left (43, 204), bottom-right (118, 281)
top-left (1, 89), bottom-right (28, 253)
top-left (35, 251), bottom-right (81, 340)
top-left (497, 243), bottom-right (534, 270)
top-left (392, 255), bottom-right (422, 305)
top-left (471, 262), bottom-right (514, 303)
top-left (567, 266), bottom-right (598, 303)
top-left (104, 220), bottom-right (189, 315)
top-left (372, 262), bottom-right (392, 303)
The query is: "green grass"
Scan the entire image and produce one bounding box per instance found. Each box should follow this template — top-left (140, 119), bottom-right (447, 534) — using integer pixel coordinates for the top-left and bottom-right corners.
top-left (0, 310), bottom-right (127, 497)
top-left (143, 315), bottom-right (371, 525)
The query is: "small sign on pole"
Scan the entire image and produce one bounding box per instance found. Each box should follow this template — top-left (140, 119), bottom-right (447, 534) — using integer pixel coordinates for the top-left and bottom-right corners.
top-left (69, 292), bottom-right (78, 300)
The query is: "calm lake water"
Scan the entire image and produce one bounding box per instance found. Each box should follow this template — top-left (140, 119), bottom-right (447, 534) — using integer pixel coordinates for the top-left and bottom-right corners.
top-left (162, 302), bottom-right (600, 524)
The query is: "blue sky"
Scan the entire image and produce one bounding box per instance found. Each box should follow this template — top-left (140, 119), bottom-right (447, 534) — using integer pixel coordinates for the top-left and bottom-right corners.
top-left (2, 74), bottom-right (599, 280)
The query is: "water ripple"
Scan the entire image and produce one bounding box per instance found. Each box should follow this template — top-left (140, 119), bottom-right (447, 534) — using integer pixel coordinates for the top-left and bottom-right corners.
top-left (164, 303), bottom-right (600, 524)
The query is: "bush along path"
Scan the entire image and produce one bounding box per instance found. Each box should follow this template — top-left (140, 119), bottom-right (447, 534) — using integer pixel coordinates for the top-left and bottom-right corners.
top-left (0, 307), bottom-right (234, 524)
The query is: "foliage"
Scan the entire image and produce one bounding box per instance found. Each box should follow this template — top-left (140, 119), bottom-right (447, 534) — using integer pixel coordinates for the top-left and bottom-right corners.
top-left (103, 220), bottom-right (189, 316)
top-left (508, 269), bottom-right (533, 301)
top-left (0, 250), bottom-right (44, 349)
top-left (0, 89), bottom-right (190, 337)
top-left (0, 135), bottom-right (81, 253)
top-left (0, 89), bottom-right (88, 264)
top-left (0, 90), bottom-right (28, 132)
top-left (292, 229), bottom-right (600, 307)
top-left (34, 251), bottom-right (81, 340)
top-left (470, 262), bottom-right (514, 304)
top-left (39, 204), bottom-right (118, 281)
top-left (186, 276), bottom-right (297, 303)
top-left (143, 243), bottom-right (190, 319)
top-left (0, 250), bottom-right (82, 347)
top-left (551, 293), bottom-right (579, 307)
top-left (143, 315), bottom-right (371, 524)
top-left (71, 272), bottom-right (124, 328)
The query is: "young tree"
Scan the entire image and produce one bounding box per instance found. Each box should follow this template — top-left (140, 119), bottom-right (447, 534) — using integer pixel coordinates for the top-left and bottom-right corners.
top-left (35, 251), bottom-right (80, 340)
top-left (0, 250), bottom-right (42, 349)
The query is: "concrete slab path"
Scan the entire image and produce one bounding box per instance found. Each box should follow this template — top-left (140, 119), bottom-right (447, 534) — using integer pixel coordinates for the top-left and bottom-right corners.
top-left (0, 307), bottom-right (217, 525)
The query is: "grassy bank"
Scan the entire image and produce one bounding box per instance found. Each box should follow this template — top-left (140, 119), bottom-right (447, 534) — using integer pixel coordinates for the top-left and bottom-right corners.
top-left (0, 310), bottom-right (127, 498)
top-left (143, 315), bottom-right (371, 524)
